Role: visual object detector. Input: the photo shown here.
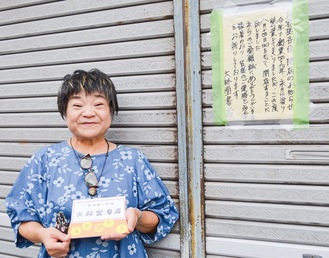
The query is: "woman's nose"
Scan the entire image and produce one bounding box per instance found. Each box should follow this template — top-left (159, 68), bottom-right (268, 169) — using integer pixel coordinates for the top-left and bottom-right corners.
top-left (82, 105), bottom-right (95, 116)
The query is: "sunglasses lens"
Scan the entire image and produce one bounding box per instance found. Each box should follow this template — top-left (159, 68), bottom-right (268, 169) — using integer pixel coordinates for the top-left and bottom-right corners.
top-left (85, 171), bottom-right (98, 187)
top-left (80, 154), bottom-right (92, 169)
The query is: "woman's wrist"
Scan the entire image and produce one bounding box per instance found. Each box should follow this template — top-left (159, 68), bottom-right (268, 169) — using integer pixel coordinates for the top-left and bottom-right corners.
top-left (136, 208), bottom-right (142, 225)
top-left (134, 210), bottom-right (159, 233)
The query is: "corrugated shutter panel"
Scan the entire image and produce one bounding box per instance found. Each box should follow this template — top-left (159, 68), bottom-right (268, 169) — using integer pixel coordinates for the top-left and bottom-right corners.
top-left (201, 0), bottom-right (329, 257)
top-left (0, 1), bottom-right (180, 257)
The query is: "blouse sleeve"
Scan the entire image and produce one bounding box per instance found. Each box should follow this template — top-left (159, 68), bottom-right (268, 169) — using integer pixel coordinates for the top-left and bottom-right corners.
top-left (5, 150), bottom-right (48, 248)
top-left (134, 150), bottom-right (179, 244)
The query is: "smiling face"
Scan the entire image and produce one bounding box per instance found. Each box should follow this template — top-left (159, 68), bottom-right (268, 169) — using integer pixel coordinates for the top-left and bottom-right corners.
top-left (66, 91), bottom-right (112, 140)
top-left (58, 69), bottom-right (119, 121)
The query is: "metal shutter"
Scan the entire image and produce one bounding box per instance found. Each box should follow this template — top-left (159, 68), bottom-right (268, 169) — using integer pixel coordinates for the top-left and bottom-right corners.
top-left (201, 0), bottom-right (329, 257)
top-left (0, 1), bottom-right (180, 257)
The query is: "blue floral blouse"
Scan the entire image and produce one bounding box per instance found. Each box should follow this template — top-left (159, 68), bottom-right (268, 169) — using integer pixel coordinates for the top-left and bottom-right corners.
top-left (6, 141), bottom-right (179, 258)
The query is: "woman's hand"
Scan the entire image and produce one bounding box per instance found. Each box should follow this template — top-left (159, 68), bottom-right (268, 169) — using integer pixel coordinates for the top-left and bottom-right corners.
top-left (100, 207), bottom-right (138, 241)
top-left (39, 227), bottom-right (71, 257)
top-left (100, 207), bottom-right (160, 241)
top-left (19, 221), bottom-right (71, 257)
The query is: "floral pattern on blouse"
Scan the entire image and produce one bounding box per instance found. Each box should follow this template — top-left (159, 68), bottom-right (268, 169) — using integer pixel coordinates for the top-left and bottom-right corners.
top-left (6, 141), bottom-right (179, 258)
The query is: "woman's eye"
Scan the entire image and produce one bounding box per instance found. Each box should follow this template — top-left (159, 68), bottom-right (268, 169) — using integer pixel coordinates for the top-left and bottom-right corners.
top-left (95, 103), bottom-right (104, 107)
top-left (73, 104), bottom-right (82, 108)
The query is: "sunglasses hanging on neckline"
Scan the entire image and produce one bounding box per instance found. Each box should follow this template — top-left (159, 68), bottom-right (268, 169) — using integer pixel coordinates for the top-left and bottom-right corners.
top-left (80, 154), bottom-right (98, 196)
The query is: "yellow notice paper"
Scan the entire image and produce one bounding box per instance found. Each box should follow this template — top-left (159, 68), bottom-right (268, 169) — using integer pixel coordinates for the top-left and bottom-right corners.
top-left (68, 196), bottom-right (128, 239)
top-left (224, 6), bottom-right (294, 121)
top-left (211, 1), bottom-right (310, 126)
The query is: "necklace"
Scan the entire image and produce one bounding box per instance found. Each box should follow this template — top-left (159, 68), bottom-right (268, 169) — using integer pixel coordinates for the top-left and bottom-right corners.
top-left (70, 138), bottom-right (109, 196)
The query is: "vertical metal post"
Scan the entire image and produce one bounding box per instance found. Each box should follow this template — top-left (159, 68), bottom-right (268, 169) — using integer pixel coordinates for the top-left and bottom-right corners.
top-left (173, 0), bottom-right (190, 257)
top-left (173, 0), bottom-right (205, 257)
top-left (184, 0), bottom-right (205, 257)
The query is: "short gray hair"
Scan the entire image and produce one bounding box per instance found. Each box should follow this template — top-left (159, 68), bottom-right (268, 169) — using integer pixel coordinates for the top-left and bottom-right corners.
top-left (57, 68), bottom-right (119, 119)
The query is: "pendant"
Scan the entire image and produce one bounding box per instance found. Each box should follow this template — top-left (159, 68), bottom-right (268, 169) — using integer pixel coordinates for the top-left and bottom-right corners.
top-left (88, 186), bottom-right (97, 196)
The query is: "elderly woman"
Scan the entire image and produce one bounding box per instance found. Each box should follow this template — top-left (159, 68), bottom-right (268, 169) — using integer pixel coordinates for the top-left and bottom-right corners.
top-left (6, 69), bottom-right (179, 257)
